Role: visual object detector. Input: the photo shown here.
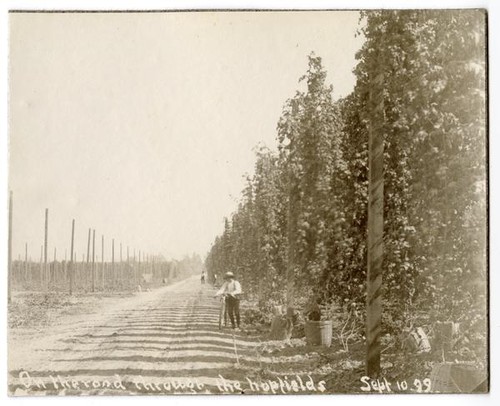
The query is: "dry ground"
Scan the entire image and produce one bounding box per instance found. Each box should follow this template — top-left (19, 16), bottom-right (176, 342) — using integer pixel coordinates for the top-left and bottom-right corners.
top-left (9, 276), bottom-right (336, 395)
top-left (10, 276), bottom-right (463, 396)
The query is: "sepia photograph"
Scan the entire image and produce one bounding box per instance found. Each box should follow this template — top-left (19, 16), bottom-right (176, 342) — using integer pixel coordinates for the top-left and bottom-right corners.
top-left (4, 4), bottom-right (490, 397)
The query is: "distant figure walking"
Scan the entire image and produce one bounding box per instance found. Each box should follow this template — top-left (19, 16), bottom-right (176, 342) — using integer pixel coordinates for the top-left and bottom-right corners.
top-left (214, 272), bottom-right (242, 330)
top-left (200, 270), bottom-right (206, 285)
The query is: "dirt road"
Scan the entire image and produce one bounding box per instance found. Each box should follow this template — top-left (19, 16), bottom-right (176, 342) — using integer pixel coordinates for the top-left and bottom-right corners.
top-left (9, 276), bottom-right (275, 395)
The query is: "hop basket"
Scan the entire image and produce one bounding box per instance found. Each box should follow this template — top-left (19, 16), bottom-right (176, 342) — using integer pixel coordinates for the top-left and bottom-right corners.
top-left (305, 320), bottom-right (333, 347)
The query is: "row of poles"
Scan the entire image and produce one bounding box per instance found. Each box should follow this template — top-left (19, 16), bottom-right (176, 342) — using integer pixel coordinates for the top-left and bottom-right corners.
top-left (7, 191), bottom-right (167, 302)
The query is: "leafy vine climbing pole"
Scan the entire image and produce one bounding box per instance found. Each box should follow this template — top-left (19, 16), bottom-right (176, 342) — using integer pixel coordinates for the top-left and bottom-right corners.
top-left (366, 63), bottom-right (385, 377)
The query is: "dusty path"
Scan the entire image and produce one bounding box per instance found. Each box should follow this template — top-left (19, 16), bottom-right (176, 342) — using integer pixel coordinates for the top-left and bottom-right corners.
top-left (8, 276), bottom-right (269, 395)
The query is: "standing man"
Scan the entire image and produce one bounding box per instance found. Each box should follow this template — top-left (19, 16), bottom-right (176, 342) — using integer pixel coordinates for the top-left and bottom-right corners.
top-left (214, 272), bottom-right (242, 330)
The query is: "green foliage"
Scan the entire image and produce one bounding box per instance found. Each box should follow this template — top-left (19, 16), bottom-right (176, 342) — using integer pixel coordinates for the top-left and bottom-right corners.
top-left (277, 54), bottom-right (345, 303)
top-left (351, 10), bottom-right (487, 335)
top-left (206, 10), bottom-right (487, 360)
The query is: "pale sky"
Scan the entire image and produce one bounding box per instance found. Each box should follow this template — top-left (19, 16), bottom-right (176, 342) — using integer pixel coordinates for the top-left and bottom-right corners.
top-left (8, 11), bottom-right (364, 262)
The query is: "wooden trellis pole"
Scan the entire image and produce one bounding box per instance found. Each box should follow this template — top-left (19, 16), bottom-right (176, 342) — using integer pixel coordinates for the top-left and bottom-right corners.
top-left (366, 70), bottom-right (385, 377)
top-left (86, 228), bottom-right (91, 286)
top-left (138, 250), bottom-right (141, 286)
top-left (127, 246), bottom-right (130, 282)
top-left (112, 238), bottom-right (115, 288)
top-left (44, 208), bottom-right (49, 290)
top-left (69, 219), bottom-right (75, 295)
top-left (92, 229), bottom-right (96, 292)
top-left (101, 235), bottom-right (105, 288)
top-left (133, 248), bottom-right (137, 287)
top-left (8, 191), bottom-right (13, 303)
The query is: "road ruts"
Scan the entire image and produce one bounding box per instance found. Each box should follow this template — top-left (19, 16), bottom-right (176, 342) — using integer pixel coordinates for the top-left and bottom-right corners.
top-left (8, 276), bottom-right (264, 395)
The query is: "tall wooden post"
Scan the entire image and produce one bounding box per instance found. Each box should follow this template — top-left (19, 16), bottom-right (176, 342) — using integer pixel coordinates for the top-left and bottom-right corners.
top-left (91, 229), bottom-right (96, 292)
top-left (69, 219), bottom-right (75, 295)
top-left (101, 235), bottom-right (105, 289)
top-left (138, 250), bottom-right (141, 287)
top-left (133, 249), bottom-right (137, 287)
top-left (127, 246), bottom-right (130, 283)
top-left (86, 228), bottom-right (91, 286)
top-left (8, 191), bottom-right (13, 303)
top-left (112, 239), bottom-right (115, 289)
top-left (366, 71), bottom-right (385, 377)
top-left (44, 208), bottom-right (49, 289)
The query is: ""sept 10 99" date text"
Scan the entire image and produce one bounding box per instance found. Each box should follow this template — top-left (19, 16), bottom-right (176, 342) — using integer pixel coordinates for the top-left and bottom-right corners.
top-left (360, 376), bottom-right (432, 393)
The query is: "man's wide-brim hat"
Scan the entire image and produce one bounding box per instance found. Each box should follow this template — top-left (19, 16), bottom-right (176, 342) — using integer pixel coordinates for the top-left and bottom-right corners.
top-left (224, 272), bottom-right (234, 279)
